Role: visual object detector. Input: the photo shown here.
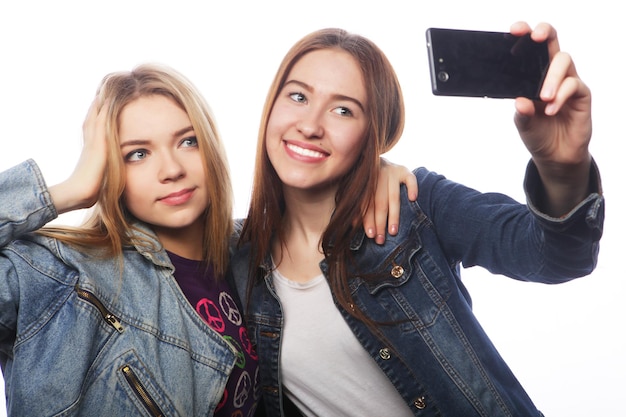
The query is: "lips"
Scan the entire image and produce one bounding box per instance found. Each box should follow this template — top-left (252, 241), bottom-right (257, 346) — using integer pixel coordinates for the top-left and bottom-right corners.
top-left (284, 141), bottom-right (328, 161)
top-left (157, 188), bottom-right (195, 206)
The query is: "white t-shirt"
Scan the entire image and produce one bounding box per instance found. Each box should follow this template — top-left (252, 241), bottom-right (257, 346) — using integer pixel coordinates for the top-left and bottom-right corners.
top-left (273, 268), bottom-right (413, 417)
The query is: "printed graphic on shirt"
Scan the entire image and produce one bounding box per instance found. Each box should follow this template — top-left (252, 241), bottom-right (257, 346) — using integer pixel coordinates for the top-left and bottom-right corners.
top-left (220, 291), bottom-right (243, 326)
top-left (196, 291), bottom-right (258, 416)
top-left (168, 251), bottom-right (259, 416)
top-left (240, 326), bottom-right (258, 361)
top-left (197, 298), bottom-right (225, 332)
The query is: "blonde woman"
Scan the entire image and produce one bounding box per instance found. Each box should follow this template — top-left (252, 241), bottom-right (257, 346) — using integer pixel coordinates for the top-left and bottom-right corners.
top-left (0, 64), bottom-right (253, 416)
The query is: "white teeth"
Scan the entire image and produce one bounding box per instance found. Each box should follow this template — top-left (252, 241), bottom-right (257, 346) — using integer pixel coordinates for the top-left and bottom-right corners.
top-left (286, 143), bottom-right (325, 158)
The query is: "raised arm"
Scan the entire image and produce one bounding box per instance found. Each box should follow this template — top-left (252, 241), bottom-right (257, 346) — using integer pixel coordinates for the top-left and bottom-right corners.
top-left (511, 21), bottom-right (594, 217)
top-left (49, 97), bottom-right (109, 214)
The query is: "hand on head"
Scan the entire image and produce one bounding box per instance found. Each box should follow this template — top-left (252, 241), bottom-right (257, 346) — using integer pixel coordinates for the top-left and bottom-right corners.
top-left (49, 96), bottom-right (109, 214)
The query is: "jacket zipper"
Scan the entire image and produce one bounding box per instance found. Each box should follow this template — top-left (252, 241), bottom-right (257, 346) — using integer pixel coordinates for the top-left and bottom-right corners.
top-left (121, 365), bottom-right (166, 417)
top-left (75, 286), bottom-right (124, 333)
top-left (75, 288), bottom-right (163, 415)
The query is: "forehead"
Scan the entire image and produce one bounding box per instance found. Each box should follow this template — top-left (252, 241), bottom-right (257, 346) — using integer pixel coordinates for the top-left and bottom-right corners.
top-left (119, 95), bottom-right (190, 138)
top-left (288, 49), bottom-right (367, 103)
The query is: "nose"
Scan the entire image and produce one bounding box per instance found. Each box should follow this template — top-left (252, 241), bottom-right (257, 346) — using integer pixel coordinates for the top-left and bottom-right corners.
top-left (296, 108), bottom-right (324, 139)
top-left (158, 151), bottom-right (185, 182)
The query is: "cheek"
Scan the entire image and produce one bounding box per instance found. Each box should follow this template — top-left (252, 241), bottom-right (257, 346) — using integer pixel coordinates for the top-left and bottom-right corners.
top-left (264, 120), bottom-right (281, 162)
top-left (265, 108), bottom-right (289, 142)
top-left (337, 128), bottom-right (367, 160)
top-left (265, 117), bottom-right (280, 147)
top-left (121, 173), bottom-right (148, 214)
top-left (187, 154), bottom-right (207, 177)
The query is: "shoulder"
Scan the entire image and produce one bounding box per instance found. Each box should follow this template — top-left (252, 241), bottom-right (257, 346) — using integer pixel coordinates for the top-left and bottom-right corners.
top-left (399, 166), bottom-right (451, 213)
top-left (412, 166), bottom-right (451, 188)
top-left (3, 233), bottom-right (81, 287)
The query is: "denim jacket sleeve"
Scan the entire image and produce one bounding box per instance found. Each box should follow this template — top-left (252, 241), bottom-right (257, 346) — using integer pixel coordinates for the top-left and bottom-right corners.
top-left (416, 158), bottom-right (604, 283)
top-left (0, 159), bottom-right (58, 248)
top-left (0, 160), bottom-right (59, 346)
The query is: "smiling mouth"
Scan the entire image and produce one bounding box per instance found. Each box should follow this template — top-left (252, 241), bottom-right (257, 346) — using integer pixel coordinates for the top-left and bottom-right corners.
top-left (285, 142), bottom-right (327, 158)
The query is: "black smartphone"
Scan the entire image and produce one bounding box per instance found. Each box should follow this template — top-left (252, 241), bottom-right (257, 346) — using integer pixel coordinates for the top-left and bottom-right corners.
top-left (425, 28), bottom-right (549, 99)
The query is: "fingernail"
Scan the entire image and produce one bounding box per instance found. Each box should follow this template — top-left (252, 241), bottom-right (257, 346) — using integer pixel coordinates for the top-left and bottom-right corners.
top-left (542, 87), bottom-right (554, 100)
top-left (389, 224), bottom-right (398, 235)
top-left (367, 227), bottom-right (375, 237)
top-left (376, 234), bottom-right (385, 245)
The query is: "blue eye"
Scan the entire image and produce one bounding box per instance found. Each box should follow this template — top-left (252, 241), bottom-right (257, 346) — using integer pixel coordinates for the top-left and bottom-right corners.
top-left (125, 149), bottom-right (148, 162)
top-left (181, 136), bottom-right (198, 147)
top-left (334, 107), bottom-right (353, 117)
top-left (289, 92), bottom-right (306, 103)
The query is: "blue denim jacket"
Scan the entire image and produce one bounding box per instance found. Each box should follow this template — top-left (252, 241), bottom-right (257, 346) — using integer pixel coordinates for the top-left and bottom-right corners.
top-left (0, 160), bottom-right (239, 416)
top-left (230, 161), bottom-right (604, 417)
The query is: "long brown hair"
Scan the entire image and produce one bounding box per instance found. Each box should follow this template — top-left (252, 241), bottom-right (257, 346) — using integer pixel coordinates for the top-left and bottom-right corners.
top-left (240, 29), bottom-right (405, 326)
top-left (40, 63), bottom-right (233, 276)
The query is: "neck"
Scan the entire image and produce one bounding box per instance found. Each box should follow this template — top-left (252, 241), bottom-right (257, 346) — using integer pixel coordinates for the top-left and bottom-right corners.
top-left (272, 185), bottom-right (336, 282)
top-left (154, 222), bottom-right (204, 261)
top-left (281, 185), bottom-right (336, 240)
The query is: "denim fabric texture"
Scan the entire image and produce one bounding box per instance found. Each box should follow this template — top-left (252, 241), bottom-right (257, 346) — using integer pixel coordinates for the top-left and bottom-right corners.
top-left (0, 160), bottom-right (238, 416)
top-left (229, 161), bottom-right (604, 417)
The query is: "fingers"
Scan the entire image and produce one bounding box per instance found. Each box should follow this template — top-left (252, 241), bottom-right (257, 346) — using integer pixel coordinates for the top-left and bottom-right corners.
top-left (385, 175), bottom-right (400, 236)
top-left (362, 161), bottom-right (419, 245)
top-left (541, 50), bottom-right (590, 118)
top-left (361, 177), bottom-right (389, 245)
top-left (63, 96), bottom-right (110, 210)
top-left (362, 198), bottom-right (377, 240)
top-left (530, 22), bottom-right (560, 54)
top-left (362, 210), bottom-right (389, 245)
top-left (511, 21), bottom-right (583, 117)
top-left (82, 97), bottom-right (108, 153)
top-left (509, 21), bottom-right (532, 36)
top-left (389, 167), bottom-right (418, 236)
top-left (541, 51), bottom-right (579, 113)
top-left (510, 21), bottom-right (558, 49)
top-left (49, 98), bottom-right (108, 214)
top-left (403, 170), bottom-right (418, 202)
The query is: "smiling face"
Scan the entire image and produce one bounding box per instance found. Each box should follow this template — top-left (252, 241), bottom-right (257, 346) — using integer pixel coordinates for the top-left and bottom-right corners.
top-left (119, 94), bottom-right (209, 240)
top-left (265, 48), bottom-right (368, 195)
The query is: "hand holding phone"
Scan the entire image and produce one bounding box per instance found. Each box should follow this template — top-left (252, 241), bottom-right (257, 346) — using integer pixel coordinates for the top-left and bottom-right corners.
top-left (426, 28), bottom-right (549, 99)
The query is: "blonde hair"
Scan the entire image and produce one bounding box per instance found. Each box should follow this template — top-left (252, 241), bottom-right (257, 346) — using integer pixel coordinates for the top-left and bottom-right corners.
top-left (41, 63), bottom-right (233, 276)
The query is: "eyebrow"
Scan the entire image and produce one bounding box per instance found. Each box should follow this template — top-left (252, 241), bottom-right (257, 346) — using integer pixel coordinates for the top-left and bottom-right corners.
top-left (284, 79), bottom-right (366, 113)
top-left (120, 125), bottom-right (195, 147)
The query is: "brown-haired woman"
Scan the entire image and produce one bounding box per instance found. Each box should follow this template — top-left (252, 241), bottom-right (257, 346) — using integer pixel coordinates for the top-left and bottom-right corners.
top-left (233, 22), bottom-right (603, 417)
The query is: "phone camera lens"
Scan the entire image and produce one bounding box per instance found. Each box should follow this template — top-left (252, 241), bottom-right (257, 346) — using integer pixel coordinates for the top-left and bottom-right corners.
top-left (437, 71), bottom-right (449, 82)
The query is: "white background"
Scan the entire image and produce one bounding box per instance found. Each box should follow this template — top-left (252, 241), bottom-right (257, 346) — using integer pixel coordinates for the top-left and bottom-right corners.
top-left (1, 1), bottom-right (623, 416)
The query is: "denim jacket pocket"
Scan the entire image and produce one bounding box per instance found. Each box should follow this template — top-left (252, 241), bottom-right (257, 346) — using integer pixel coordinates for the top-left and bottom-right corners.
top-left (351, 226), bottom-right (454, 330)
top-left (100, 350), bottom-right (181, 417)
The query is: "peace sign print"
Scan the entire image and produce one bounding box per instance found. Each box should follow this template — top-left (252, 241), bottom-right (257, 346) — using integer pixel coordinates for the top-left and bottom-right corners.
top-left (224, 335), bottom-right (246, 368)
top-left (239, 326), bottom-right (258, 360)
top-left (233, 370), bottom-right (252, 409)
top-left (219, 291), bottom-right (242, 326)
top-left (196, 298), bottom-right (225, 332)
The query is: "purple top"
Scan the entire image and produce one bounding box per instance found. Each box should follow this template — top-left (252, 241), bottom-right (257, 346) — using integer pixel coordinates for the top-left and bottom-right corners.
top-left (168, 251), bottom-right (259, 415)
